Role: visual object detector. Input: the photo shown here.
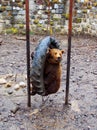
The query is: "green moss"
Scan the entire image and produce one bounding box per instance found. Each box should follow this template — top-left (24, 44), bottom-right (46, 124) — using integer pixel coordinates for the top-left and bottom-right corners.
top-left (87, 6), bottom-right (92, 9)
top-left (19, 24), bottom-right (24, 28)
top-left (33, 19), bottom-right (39, 24)
top-left (62, 13), bottom-right (69, 20)
top-left (30, 31), bottom-right (34, 35)
top-left (5, 29), bottom-right (12, 34)
top-left (5, 28), bottom-right (18, 34)
top-left (18, 2), bottom-right (24, 8)
top-left (0, 7), bottom-right (2, 12)
top-left (12, 28), bottom-right (18, 34)
top-left (52, 0), bottom-right (59, 3)
top-left (93, 2), bottom-right (97, 7)
top-left (53, 18), bottom-right (60, 21)
top-left (37, 23), bottom-right (42, 27)
top-left (76, 18), bottom-right (82, 23)
top-left (50, 21), bottom-right (54, 26)
top-left (0, 6), bottom-right (6, 11)
top-left (55, 28), bottom-right (61, 32)
top-left (45, 10), bottom-right (51, 14)
top-left (82, 10), bottom-right (87, 13)
top-left (42, 27), bottom-right (47, 31)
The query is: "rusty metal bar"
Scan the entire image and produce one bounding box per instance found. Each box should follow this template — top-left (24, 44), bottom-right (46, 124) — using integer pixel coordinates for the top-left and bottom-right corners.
top-left (47, 0), bottom-right (51, 35)
top-left (65, 0), bottom-right (74, 105)
top-left (25, 0), bottom-right (31, 107)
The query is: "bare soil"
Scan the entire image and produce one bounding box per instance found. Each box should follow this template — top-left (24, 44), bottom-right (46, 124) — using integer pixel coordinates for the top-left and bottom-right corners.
top-left (0, 34), bottom-right (97, 130)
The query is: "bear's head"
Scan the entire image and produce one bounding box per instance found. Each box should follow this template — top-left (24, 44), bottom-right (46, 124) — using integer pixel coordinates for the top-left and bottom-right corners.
top-left (47, 48), bottom-right (64, 64)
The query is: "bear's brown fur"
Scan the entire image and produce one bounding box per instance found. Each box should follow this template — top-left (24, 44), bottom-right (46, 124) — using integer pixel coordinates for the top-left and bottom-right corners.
top-left (44, 48), bottom-right (64, 96)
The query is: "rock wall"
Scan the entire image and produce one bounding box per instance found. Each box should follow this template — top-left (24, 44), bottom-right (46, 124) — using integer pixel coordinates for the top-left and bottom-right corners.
top-left (0, 0), bottom-right (97, 36)
top-left (73, 0), bottom-right (97, 36)
top-left (0, 0), bottom-right (25, 34)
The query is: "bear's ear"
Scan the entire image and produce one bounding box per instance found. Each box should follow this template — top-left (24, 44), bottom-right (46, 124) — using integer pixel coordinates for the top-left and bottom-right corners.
top-left (48, 48), bottom-right (51, 52)
top-left (61, 50), bottom-right (64, 54)
top-left (47, 48), bottom-right (51, 53)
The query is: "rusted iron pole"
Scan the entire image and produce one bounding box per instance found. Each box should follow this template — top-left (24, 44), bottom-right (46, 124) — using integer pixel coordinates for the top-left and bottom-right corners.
top-left (47, 0), bottom-right (51, 35)
top-left (25, 0), bottom-right (31, 107)
top-left (65, 0), bottom-right (74, 105)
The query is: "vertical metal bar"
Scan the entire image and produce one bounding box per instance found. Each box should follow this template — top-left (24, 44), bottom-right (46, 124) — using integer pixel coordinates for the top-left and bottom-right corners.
top-left (47, 0), bottom-right (50, 35)
top-left (11, 1), bottom-right (13, 26)
top-left (65, 0), bottom-right (74, 105)
top-left (25, 0), bottom-right (31, 107)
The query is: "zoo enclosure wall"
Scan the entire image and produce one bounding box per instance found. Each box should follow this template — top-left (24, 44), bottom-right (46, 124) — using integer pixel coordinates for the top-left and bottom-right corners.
top-left (0, 0), bottom-right (97, 36)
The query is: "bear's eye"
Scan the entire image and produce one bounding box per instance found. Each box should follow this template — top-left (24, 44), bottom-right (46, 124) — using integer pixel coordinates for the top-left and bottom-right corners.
top-left (55, 52), bottom-right (57, 55)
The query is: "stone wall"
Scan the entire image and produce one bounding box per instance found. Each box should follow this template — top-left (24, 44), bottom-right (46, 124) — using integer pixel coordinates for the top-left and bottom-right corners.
top-left (30, 0), bottom-right (68, 35)
top-left (0, 0), bottom-right (97, 36)
top-left (73, 0), bottom-right (97, 36)
top-left (0, 0), bottom-right (25, 34)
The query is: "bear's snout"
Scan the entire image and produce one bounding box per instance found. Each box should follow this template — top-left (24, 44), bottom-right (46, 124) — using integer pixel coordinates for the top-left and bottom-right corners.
top-left (57, 57), bottom-right (62, 62)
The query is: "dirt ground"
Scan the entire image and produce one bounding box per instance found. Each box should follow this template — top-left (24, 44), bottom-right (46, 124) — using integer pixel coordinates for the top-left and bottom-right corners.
top-left (0, 34), bottom-right (97, 130)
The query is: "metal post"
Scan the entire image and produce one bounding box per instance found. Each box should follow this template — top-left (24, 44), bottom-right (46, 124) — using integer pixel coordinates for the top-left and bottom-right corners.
top-left (47, 0), bottom-right (51, 35)
top-left (25, 0), bottom-right (31, 107)
top-left (65, 0), bottom-right (74, 105)
top-left (11, 0), bottom-right (14, 27)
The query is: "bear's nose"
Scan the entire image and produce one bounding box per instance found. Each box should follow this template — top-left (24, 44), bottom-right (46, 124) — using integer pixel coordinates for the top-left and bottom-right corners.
top-left (57, 57), bottom-right (61, 61)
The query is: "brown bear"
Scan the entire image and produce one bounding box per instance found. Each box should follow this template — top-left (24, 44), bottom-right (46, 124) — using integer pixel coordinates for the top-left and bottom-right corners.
top-left (44, 48), bottom-right (64, 96)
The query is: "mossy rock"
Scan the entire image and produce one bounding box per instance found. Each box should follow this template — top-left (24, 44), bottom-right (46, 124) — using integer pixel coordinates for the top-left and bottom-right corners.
top-left (18, 24), bottom-right (24, 28)
top-left (42, 27), bottom-right (47, 31)
top-left (76, 18), bottom-right (82, 23)
top-left (5, 29), bottom-right (13, 34)
top-left (45, 10), bottom-right (51, 14)
top-left (60, 26), bottom-right (64, 29)
top-left (52, 0), bottom-right (59, 3)
top-left (0, 7), bottom-right (3, 12)
top-left (87, 6), bottom-right (92, 9)
top-left (50, 21), bottom-right (54, 26)
top-left (30, 31), bottom-right (34, 35)
top-left (93, 2), bottom-right (97, 7)
top-left (62, 13), bottom-right (69, 20)
top-left (55, 28), bottom-right (61, 33)
top-left (17, 2), bottom-right (24, 8)
top-left (82, 10), bottom-right (87, 13)
top-left (33, 19), bottom-right (39, 24)
top-left (11, 28), bottom-right (19, 34)
top-left (37, 23), bottom-right (42, 27)
top-left (0, 6), bottom-right (6, 12)
top-left (5, 28), bottom-right (19, 34)
top-left (53, 18), bottom-right (61, 21)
